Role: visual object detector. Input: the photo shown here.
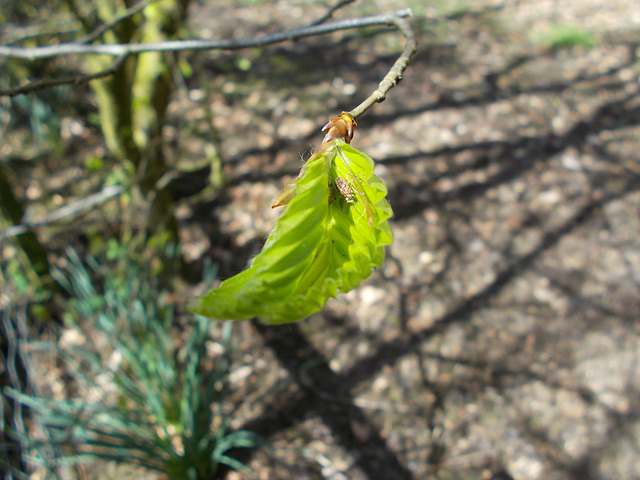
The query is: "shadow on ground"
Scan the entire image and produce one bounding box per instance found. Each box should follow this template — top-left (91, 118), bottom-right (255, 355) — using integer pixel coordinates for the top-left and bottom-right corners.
top-left (185, 2), bottom-right (640, 479)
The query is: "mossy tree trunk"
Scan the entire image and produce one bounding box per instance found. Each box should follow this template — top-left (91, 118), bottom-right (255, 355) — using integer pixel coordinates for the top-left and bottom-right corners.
top-left (85, 0), bottom-right (191, 272)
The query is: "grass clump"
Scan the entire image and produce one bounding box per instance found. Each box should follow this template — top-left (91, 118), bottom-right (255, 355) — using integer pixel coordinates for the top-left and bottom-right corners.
top-left (537, 24), bottom-right (597, 50)
top-left (4, 247), bottom-right (261, 479)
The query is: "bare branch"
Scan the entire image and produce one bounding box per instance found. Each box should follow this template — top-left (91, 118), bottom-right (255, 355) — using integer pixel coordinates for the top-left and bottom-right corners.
top-left (0, 185), bottom-right (124, 240)
top-left (76, 0), bottom-right (157, 45)
top-left (0, 7), bottom-right (416, 114)
top-left (0, 8), bottom-right (412, 59)
top-left (0, 54), bottom-right (128, 97)
top-left (311, 0), bottom-right (357, 26)
top-left (0, 20), bottom-right (79, 46)
top-left (348, 13), bottom-right (417, 120)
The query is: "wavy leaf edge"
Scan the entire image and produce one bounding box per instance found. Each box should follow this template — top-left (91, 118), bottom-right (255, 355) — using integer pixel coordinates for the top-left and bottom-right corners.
top-left (191, 139), bottom-right (393, 324)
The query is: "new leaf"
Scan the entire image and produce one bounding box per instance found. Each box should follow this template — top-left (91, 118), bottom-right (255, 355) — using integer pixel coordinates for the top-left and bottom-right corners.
top-left (191, 140), bottom-right (392, 324)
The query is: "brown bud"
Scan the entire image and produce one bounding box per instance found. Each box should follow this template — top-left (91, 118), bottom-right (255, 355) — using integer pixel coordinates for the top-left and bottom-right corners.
top-left (312, 112), bottom-right (357, 156)
top-left (321, 111), bottom-right (356, 144)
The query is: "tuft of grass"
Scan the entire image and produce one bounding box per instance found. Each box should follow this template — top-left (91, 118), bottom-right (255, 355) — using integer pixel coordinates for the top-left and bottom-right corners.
top-left (537, 24), bottom-right (597, 50)
top-left (5, 247), bottom-right (262, 479)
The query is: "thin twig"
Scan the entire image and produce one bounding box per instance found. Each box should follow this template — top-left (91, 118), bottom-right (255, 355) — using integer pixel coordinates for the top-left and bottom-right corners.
top-left (348, 13), bottom-right (417, 120)
top-left (76, 0), bottom-right (157, 45)
top-left (0, 185), bottom-right (124, 240)
top-left (1, 21), bottom-right (79, 46)
top-left (0, 8), bottom-right (412, 59)
top-left (0, 8), bottom-right (416, 111)
top-left (311, 0), bottom-right (356, 26)
top-left (0, 54), bottom-right (128, 97)
top-left (62, 0), bottom-right (95, 38)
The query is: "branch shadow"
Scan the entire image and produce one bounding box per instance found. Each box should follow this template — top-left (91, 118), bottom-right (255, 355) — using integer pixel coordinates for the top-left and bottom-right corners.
top-left (193, 12), bottom-right (640, 479)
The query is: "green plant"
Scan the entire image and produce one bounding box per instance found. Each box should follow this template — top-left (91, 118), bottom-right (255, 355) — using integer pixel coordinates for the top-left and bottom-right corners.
top-left (537, 24), bottom-right (596, 50)
top-left (5, 248), bottom-right (261, 479)
top-left (191, 113), bottom-right (393, 324)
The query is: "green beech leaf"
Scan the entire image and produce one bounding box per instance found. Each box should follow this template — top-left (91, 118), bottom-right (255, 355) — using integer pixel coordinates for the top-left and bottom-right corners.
top-left (190, 139), bottom-right (392, 324)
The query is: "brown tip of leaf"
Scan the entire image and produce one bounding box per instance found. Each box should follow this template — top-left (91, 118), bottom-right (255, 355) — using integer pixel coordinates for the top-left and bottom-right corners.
top-left (271, 182), bottom-right (298, 208)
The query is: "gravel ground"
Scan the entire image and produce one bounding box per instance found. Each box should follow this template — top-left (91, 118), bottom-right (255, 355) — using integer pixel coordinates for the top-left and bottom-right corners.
top-left (13, 1), bottom-right (630, 479)
top-left (180, 2), bottom-right (640, 479)
top-left (179, 1), bottom-right (640, 479)
top-left (3, 1), bottom-right (640, 479)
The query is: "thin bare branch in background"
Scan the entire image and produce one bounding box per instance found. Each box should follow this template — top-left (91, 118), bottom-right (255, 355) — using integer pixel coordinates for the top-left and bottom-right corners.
top-left (311, 0), bottom-right (357, 26)
top-left (0, 8), bottom-right (416, 112)
top-left (0, 54), bottom-right (128, 97)
top-left (76, 0), bottom-right (157, 44)
top-left (0, 8), bottom-right (412, 59)
top-left (0, 185), bottom-right (125, 240)
top-left (0, 20), bottom-right (80, 46)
